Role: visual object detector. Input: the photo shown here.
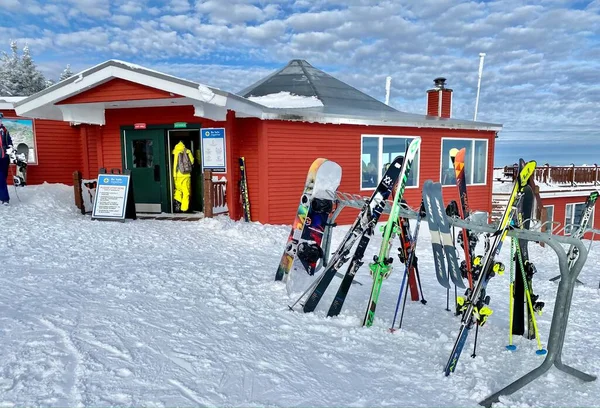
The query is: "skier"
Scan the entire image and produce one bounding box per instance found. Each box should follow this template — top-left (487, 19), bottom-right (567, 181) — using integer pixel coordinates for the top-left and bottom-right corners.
top-left (0, 113), bottom-right (13, 205)
top-left (172, 141), bottom-right (194, 212)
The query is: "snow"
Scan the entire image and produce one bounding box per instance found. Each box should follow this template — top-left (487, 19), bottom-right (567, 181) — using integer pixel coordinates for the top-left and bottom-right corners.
top-left (2, 183), bottom-right (600, 407)
top-left (493, 168), bottom-right (600, 195)
top-left (247, 91), bottom-right (324, 108)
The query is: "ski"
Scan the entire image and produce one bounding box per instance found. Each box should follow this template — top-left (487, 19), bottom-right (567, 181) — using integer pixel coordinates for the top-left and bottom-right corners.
top-left (8, 143), bottom-right (28, 187)
top-left (422, 181), bottom-right (451, 289)
top-left (362, 137), bottom-right (421, 327)
top-left (451, 147), bottom-right (474, 288)
top-left (428, 182), bottom-right (464, 289)
top-left (295, 155), bottom-right (405, 314)
top-left (239, 157), bottom-right (251, 222)
top-left (550, 190), bottom-right (599, 283)
top-left (444, 159), bottom-right (536, 376)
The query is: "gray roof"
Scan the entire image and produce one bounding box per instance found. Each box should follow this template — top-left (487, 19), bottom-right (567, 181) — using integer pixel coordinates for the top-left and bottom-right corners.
top-left (238, 59), bottom-right (398, 115)
top-left (238, 59), bottom-right (502, 131)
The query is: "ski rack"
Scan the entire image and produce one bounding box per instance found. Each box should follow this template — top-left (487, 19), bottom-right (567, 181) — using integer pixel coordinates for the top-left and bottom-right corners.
top-left (320, 191), bottom-right (596, 407)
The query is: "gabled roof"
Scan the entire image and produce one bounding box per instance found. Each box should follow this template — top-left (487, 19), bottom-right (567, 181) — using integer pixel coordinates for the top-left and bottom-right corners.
top-left (238, 59), bottom-right (398, 115)
top-left (0, 96), bottom-right (26, 110)
top-left (14, 60), bottom-right (266, 124)
top-left (13, 59), bottom-right (503, 131)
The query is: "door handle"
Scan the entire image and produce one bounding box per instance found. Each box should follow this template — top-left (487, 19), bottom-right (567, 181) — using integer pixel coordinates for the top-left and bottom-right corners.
top-left (154, 164), bottom-right (160, 182)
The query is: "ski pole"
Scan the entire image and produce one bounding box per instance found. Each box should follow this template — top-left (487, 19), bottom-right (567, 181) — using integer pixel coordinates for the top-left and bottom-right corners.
top-left (454, 285), bottom-right (458, 315)
top-left (413, 260), bottom-right (427, 304)
top-left (446, 288), bottom-right (450, 312)
top-left (471, 324), bottom-right (479, 358)
top-left (398, 269), bottom-right (412, 330)
top-left (390, 267), bottom-right (408, 331)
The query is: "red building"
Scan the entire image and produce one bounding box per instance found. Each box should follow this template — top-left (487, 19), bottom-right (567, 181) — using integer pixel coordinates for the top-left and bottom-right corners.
top-left (10, 59), bottom-right (502, 225)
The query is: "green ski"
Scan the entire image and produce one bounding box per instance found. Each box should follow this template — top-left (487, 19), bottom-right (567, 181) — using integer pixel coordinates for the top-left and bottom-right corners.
top-left (363, 137), bottom-right (421, 327)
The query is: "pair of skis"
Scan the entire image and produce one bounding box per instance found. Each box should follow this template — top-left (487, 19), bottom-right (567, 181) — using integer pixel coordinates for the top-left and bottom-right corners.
top-left (444, 159), bottom-right (537, 376)
top-left (239, 157), bottom-right (251, 222)
top-left (422, 181), bottom-right (464, 290)
top-left (290, 138), bottom-right (421, 325)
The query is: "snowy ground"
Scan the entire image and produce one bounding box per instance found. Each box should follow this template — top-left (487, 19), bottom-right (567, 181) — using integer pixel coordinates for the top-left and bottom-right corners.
top-left (1, 184), bottom-right (600, 407)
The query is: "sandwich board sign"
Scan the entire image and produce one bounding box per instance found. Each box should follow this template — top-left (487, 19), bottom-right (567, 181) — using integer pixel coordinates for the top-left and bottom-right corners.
top-left (91, 172), bottom-right (135, 221)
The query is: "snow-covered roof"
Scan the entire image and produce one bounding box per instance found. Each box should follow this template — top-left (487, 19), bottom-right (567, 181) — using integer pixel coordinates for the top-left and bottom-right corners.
top-left (13, 59), bottom-right (502, 131)
top-left (0, 96), bottom-right (26, 110)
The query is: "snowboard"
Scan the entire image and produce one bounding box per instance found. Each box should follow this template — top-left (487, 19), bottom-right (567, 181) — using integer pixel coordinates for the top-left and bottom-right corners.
top-left (275, 158), bottom-right (342, 284)
top-left (11, 143), bottom-right (29, 187)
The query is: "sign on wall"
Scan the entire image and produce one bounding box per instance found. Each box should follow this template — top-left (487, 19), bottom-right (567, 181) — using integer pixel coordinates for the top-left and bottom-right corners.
top-left (201, 127), bottom-right (226, 172)
top-left (2, 118), bottom-right (37, 164)
top-left (91, 174), bottom-right (132, 221)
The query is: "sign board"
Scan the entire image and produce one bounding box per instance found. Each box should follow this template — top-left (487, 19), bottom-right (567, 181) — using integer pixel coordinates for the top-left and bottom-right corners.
top-left (91, 174), bottom-right (132, 221)
top-left (174, 122), bottom-right (187, 128)
top-left (134, 123), bottom-right (146, 129)
top-left (201, 127), bottom-right (226, 172)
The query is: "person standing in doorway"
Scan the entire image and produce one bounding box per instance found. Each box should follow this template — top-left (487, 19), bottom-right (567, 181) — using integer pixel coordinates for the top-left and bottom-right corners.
top-left (172, 140), bottom-right (194, 212)
top-left (0, 113), bottom-right (13, 205)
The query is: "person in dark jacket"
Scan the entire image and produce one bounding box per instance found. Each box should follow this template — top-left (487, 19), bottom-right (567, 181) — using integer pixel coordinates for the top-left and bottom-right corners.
top-left (0, 112), bottom-right (14, 205)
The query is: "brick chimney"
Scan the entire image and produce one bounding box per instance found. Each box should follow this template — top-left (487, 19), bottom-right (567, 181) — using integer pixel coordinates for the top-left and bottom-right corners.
top-left (426, 77), bottom-right (452, 118)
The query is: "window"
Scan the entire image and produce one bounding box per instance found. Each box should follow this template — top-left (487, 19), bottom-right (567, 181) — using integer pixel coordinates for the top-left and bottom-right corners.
top-left (361, 135), bottom-right (419, 189)
top-left (441, 138), bottom-right (488, 185)
top-left (132, 139), bottom-right (154, 168)
top-left (542, 205), bottom-right (554, 232)
top-left (565, 202), bottom-right (594, 235)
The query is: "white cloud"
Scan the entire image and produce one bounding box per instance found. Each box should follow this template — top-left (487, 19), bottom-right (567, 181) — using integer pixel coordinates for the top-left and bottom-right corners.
top-left (112, 15), bottom-right (133, 27)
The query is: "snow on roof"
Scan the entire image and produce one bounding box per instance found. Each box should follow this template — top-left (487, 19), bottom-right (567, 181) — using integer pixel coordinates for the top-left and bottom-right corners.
top-left (247, 91), bottom-right (324, 109)
top-left (493, 168), bottom-right (599, 197)
top-left (0, 96), bottom-right (26, 110)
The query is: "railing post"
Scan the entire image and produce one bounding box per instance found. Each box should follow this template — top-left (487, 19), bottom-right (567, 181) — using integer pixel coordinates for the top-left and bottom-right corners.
top-left (203, 170), bottom-right (213, 218)
top-left (571, 163), bottom-right (576, 186)
top-left (544, 163), bottom-right (550, 184)
top-left (595, 164), bottom-right (598, 186)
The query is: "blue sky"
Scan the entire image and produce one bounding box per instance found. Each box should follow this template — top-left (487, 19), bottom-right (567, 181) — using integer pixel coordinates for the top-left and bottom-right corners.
top-left (1, 0), bottom-right (599, 146)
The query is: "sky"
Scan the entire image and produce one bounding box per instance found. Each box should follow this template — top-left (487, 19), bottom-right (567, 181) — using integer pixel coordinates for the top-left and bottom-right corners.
top-left (1, 0), bottom-right (599, 149)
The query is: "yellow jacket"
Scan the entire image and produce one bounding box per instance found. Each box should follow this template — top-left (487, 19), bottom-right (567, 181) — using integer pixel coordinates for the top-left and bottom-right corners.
top-left (172, 141), bottom-right (194, 211)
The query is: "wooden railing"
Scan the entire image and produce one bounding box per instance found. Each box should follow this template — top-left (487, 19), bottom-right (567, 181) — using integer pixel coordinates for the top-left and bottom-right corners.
top-left (203, 170), bottom-right (228, 217)
top-left (499, 164), bottom-right (600, 186)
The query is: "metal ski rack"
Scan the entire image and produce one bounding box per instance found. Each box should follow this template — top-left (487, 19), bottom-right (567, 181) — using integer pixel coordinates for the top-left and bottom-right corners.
top-left (438, 213), bottom-right (595, 407)
top-left (319, 191), bottom-right (595, 406)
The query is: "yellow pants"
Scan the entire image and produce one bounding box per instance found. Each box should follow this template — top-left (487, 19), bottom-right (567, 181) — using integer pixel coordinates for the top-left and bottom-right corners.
top-left (173, 174), bottom-right (192, 212)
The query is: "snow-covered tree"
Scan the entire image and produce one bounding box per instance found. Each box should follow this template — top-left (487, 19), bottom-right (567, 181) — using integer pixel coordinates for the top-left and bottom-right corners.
top-left (60, 64), bottom-right (74, 81)
top-left (20, 45), bottom-right (46, 95)
top-left (0, 41), bottom-right (49, 96)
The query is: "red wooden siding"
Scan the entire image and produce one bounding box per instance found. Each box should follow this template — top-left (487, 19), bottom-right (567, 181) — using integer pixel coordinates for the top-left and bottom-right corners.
top-left (426, 90), bottom-right (452, 118)
top-left (540, 194), bottom-right (600, 240)
top-left (1, 109), bottom-right (82, 186)
top-left (258, 120), bottom-right (496, 226)
top-left (442, 91), bottom-right (452, 118)
top-left (235, 118), bottom-right (262, 222)
top-left (57, 78), bottom-right (182, 105)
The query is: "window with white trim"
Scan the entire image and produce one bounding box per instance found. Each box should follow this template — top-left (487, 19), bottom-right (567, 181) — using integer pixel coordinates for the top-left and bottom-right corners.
top-left (361, 135), bottom-right (419, 189)
top-left (441, 138), bottom-right (487, 186)
top-left (565, 202), bottom-right (594, 235)
top-left (544, 205), bottom-right (554, 225)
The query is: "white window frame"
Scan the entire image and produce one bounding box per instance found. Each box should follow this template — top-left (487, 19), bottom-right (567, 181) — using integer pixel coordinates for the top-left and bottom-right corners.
top-left (565, 202), bottom-right (594, 235)
top-left (440, 137), bottom-right (488, 186)
top-left (543, 205), bottom-right (554, 224)
top-left (360, 134), bottom-right (420, 191)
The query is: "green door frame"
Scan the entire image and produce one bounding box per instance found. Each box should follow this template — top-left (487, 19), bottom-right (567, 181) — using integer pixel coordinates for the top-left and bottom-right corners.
top-left (121, 123), bottom-right (203, 213)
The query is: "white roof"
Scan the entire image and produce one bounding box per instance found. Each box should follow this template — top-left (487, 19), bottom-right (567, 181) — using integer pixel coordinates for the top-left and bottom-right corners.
top-left (0, 96), bottom-right (26, 110)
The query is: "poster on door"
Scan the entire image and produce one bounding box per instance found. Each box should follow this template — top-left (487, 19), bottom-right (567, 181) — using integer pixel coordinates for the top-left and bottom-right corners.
top-left (201, 127), bottom-right (226, 172)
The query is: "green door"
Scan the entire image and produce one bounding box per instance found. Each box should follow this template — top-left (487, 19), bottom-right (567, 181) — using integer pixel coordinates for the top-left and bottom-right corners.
top-left (123, 129), bottom-right (168, 213)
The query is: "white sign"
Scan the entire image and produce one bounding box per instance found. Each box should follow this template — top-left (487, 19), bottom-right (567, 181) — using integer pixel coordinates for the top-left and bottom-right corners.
top-left (201, 127), bottom-right (226, 172)
top-left (92, 174), bottom-right (131, 220)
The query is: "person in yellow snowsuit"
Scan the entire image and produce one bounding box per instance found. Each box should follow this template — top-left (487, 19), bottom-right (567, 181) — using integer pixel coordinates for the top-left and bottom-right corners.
top-left (172, 141), bottom-right (195, 212)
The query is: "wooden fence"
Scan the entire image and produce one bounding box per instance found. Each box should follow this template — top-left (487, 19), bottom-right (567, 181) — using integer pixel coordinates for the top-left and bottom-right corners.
top-left (499, 164), bottom-right (600, 186)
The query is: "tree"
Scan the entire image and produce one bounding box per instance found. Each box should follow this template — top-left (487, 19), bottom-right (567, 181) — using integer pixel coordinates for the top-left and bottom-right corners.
top-left (0, 41), bottom-right (49, 96)
top-left (60, 64), bottom-right (74, 81)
